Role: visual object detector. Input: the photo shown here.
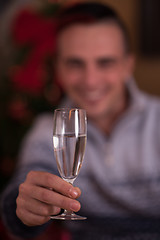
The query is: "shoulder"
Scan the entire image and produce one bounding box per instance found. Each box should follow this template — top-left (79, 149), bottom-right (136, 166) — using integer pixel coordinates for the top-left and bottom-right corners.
top-left (139, 92), bottom-right (160, 127)
top-left (32, 112), bottom-right (54, 130)
top-left (23, 113), bottom-right (54, 143)
top-left (128, 80), bottom-right (160, 117)
top-left (143, 93), bottom-right (160, 113)
top-left (18, 113), bottom-right (54, 167)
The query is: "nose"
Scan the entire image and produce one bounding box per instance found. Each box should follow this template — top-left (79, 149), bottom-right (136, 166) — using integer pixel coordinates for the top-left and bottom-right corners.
top-left (83, 64), bottom-right (99, 89)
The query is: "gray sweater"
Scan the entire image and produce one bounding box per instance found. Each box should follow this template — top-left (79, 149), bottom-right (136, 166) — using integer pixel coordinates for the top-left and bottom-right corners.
top-left (1, 80), bottom-right (160, 238)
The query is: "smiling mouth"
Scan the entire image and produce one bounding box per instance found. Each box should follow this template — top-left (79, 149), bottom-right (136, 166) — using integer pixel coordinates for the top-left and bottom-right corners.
top-left (81, 87), bottom-right (110, 103)
top-left (85, 92), bottom-right (103, 101)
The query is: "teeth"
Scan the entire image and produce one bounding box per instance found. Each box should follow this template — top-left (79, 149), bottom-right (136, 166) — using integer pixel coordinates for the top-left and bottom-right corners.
top-left (83, 86), bottom-right (110, 101)
top-left (85, 91), bottom-right (103, 100)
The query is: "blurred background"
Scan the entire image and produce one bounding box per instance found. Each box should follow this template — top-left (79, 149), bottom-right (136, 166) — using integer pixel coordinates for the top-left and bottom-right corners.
top-left (0, 0), bottom-right (160, 214)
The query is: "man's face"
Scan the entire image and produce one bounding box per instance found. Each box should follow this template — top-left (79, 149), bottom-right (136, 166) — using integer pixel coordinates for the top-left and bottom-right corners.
top-left (56, 22), bottom-right (134, 121)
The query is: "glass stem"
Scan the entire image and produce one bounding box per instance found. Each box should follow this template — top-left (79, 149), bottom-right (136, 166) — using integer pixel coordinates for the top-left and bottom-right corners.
top-left (63, 179), bottom-right (75, 216)
top-left (63, 209), bottom-right (74, 216)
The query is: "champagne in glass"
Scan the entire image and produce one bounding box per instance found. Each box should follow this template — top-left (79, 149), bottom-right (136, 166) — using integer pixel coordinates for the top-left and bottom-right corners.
top-left (51, 108), bottom-right (87, 220)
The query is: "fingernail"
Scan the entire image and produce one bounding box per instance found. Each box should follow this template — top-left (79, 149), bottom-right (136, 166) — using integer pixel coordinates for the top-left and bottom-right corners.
top-left (69, 188), bottom-right (78, 198)
top-left (72, 190), bottom-right (78, 198)
top-left (70, 201), bottom-right (80, 211)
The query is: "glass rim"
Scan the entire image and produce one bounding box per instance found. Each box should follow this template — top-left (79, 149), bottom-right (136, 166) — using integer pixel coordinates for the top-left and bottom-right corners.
top-left (54, 108), bottom-right (86, 113)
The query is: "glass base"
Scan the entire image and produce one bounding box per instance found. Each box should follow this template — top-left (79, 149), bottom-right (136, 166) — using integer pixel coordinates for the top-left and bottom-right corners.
top-left (50, 211), bottom-right (87, 220)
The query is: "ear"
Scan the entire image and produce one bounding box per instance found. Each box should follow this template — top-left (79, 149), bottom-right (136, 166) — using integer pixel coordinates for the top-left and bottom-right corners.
top-left (124, 54), bottom-right (135, 81)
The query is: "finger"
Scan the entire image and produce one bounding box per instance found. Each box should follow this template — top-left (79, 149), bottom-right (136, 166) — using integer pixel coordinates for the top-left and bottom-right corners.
top-left (74, 187), bottom-right (81, 198)
top-left (16, 207), bottom-right (50, 226)
top-left (26, 171), bottom-right (81, 198)
top-left (33, 186), bottom-right (80, 212)
top-left (16, 195), bottom-right (61, 217)
top-left (19, 183), bottom-right (81, 212)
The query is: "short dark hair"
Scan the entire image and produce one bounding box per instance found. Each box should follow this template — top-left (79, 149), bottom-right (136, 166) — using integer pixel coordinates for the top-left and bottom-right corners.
top-left (56, 2), bottom-right (131, 54)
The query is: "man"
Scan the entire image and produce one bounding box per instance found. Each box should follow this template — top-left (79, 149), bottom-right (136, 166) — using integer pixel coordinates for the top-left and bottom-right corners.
top-left (1, 1), bottom-right (160, 239)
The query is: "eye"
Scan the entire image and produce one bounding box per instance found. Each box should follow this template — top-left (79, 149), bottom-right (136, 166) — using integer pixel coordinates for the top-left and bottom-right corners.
top-left (66, 59), bottom-right (84, 69)
top-left (97, 58), bottom-right (117, 69)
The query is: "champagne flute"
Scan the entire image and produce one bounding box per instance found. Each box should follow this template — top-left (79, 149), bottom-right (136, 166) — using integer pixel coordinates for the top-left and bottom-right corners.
top-left (51, 108), bottom-right (87, 220)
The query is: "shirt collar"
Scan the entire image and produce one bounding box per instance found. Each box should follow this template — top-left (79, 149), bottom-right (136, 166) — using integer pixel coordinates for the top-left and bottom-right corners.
top-left (126, 77), bottom-right (147, 113)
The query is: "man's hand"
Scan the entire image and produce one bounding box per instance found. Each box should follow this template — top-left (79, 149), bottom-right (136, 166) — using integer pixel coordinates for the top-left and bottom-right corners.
top-left (16, 171), bottom-right (81, 226)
